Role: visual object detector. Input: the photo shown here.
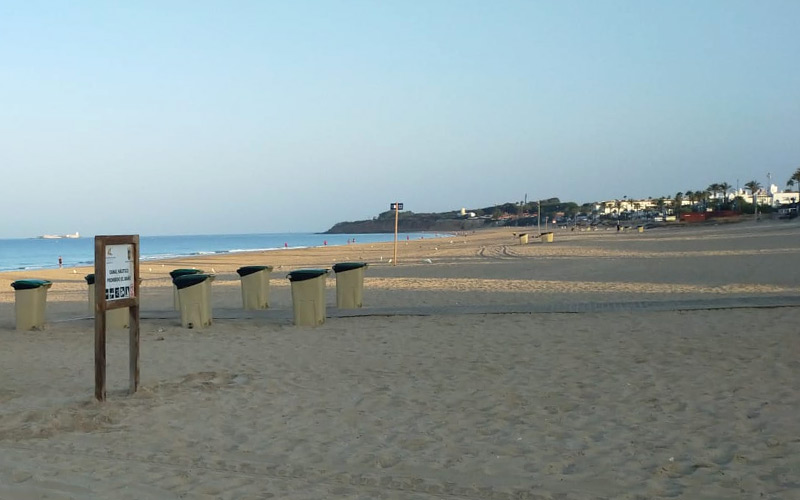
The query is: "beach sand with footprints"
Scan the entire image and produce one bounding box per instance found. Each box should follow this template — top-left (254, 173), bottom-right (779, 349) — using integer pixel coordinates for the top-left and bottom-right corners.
top-left (1, 220), bottom-right (799, 499)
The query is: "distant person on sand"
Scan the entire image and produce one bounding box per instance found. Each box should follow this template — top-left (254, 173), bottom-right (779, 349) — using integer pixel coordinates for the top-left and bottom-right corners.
top-left (58, 256), bottom-right (63, 268)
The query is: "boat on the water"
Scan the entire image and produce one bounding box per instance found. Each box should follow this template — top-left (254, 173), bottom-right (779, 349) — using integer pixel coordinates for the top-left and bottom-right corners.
top-left (38, 232), bottom-right (80, 239)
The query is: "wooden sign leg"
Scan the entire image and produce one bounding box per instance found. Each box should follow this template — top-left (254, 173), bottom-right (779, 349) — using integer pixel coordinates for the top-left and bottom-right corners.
top-left (95, 310), bottom-right (106, 402)
top-left (129, 305), bottom-right (140, 394)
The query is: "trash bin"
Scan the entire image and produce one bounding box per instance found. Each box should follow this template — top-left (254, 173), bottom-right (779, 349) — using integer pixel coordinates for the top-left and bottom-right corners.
top-left (236, 265), bottom-right (273, 310)
top-left (637, 225), bottom-right (644, 233)
top-left (287, 269), bottom-right (329, 326)
top-left (173, 274), bottom-right (214, 328)
top-left (11, 279), bottom-right (52, 331)
top-left (332, 262), bottom-right (368, 309)
top-left (169, 269), bottom-right (203, 310)
top-left (541, 232), bottom-right (554, 243)
top-left (84, 274), bottom-right (129, 329)
top-left (518, 233), bottom-right (529, 245)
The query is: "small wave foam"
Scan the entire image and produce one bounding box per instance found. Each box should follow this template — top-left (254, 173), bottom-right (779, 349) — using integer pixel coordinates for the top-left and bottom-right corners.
top-left (227, 247), bottom-right (276, 253)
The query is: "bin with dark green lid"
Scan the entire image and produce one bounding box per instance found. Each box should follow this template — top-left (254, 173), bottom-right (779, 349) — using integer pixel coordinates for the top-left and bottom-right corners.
top-left (11, 279), bottom-right (52, 330)
top-left (170, 269), bottom-right (203, 310)
top-left (84, 273), bottom-right (129, 328)
top-left (332, 262), bottom-right (368, 309)
top-left (173, 274), bottom-right (215, 328)
top-left (173, 274), bottom-right (211, 289)
top-left (11, 279), bottom-right (51, 290)
top-left (286, 269), bottom-right (329, 326)
top-left (287, 269), bottom-right (328, 282)
top-left (170, 268), bottom-right (203, 279)
top-left (236, 266), bottom-right (273, 310)
top-left (332, 262), bottom-right (367, 273)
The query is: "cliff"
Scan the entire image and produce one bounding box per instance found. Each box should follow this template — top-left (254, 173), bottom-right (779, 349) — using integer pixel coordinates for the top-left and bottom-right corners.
top-left (324, 198), bottom-right (574, 234)
top-left (324, 215), bottom-right (492, 234)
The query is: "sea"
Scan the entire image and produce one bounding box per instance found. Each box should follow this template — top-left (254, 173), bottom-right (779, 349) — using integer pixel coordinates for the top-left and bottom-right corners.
top-left (0, 232), bottom-right (443, 272)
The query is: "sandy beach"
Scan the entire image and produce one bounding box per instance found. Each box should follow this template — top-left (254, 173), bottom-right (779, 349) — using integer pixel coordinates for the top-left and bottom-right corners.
top-left (1, 221), bottom-right (799, 499)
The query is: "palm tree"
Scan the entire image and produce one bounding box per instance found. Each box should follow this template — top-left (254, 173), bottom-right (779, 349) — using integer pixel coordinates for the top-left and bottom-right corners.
top-left (745, 180), bottom-right (762, 196)
top-left (674, 192), bottom-right (684, 216)
top-left (684, 190), bottom-right (695, 211)
top-left (697, 189), bottom-right (710, 211)
top-left (745, 180), bottom-right (762, 218)
top-left (707, 183), bottom-right (721, 206)
top-left (788, 168), bottom-right (800, 203)
top-left (719, 182), bottom-right (731, 208)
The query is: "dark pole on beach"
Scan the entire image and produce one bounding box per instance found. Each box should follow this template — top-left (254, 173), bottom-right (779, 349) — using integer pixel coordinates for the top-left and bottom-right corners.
top-left (393, 203), bottom-right (398, 265)
top-left (538, 200), bottom-right (541, 235)
top-left (754, 191), bottom-right (758, 221)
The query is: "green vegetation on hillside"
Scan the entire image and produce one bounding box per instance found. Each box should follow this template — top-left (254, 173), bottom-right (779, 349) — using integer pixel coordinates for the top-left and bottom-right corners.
top-left (325, 198), bottom-right (590, 233)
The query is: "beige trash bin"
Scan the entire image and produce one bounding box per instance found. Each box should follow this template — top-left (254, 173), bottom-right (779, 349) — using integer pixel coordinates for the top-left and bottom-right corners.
top-left (85, 274), bottom-right (129, 329)
top-left (11, 279), bottom-right (52, 331)
top-left (169, 269), bottom-right (203, 310)
top-left (541, 232), bottom-right (554, 243)
top-left (287, 269), bottom-right (329, 326)
top-left (332, 262), bottom-right (368, 309)
top-left (236, 266), bottom-right (273, 310)
top-left (173, 274), bottom-right (214, 328)
top-left (638, 225), bottom-right (644, 233)
top-left (518, 233), bottom-right (529, 245)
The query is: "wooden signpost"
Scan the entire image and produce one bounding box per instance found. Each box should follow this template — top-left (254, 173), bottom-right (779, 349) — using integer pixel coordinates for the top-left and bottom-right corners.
top-left (94, 235), bottom-right (141, 401)
top-left (390, 202), bottom-right (403, 266)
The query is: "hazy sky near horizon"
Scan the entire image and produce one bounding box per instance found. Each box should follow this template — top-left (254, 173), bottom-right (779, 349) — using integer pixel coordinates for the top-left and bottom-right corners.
top-left (2, 1), bottom-right (799, 237)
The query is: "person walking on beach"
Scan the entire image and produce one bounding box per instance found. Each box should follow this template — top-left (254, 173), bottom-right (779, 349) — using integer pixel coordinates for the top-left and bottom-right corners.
top-left (58, 256), bottom-right (63, 268)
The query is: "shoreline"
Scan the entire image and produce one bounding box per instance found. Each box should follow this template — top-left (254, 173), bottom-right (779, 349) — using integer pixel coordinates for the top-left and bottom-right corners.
top-left (0, 230), bottom-right (457, 275)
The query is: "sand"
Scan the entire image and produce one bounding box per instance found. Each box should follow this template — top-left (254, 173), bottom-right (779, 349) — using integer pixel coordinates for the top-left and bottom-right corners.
top-left (1, 220), bottom-right (799, 499)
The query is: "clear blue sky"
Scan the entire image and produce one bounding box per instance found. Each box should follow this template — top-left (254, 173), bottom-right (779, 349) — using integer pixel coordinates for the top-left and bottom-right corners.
top-left (2, 1), bottom-right (798, 237)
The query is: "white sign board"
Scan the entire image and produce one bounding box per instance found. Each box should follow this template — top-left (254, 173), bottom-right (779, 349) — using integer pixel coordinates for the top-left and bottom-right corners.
top-left (105, 244), bottom-right (134, 301)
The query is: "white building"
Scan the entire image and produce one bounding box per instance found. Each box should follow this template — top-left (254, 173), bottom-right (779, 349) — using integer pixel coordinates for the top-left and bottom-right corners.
top-left (734, 185), bottom-right (799, 207)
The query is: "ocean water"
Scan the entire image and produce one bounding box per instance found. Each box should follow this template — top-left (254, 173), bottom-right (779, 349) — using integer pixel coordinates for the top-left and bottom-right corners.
top-left (0, 232), bottom-right (442, 272)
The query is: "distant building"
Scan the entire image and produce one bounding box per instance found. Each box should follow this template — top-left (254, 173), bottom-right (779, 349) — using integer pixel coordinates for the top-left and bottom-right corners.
top-left (733, 185), bottom-right (798, 207)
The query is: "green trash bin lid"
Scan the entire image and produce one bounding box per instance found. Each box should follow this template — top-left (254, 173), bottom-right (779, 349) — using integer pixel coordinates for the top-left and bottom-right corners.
top-left (236, 265), bottom-right (273, 277)
top-left (169, 268), bottom-right (203, 279)
top-left (287, 268), bottom-right (329, 282)
top-left (85, 274), bottom-right (95, 285)
top-left (173, 274), bottom-right (211, 290)
top-left (11, 279), bottom-right (52, 290)
top-left (332, 262), bottom-right (368, 273)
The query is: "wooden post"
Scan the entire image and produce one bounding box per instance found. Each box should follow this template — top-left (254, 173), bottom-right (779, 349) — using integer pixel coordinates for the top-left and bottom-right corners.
top-left (537, 200), bottom-right (541, 235)
top-left (94, 237), bottom-right (107, 401)
top-left (129, 235), bottom-right (140, 394)
top-left (393, 202), bottom-right (399, 266)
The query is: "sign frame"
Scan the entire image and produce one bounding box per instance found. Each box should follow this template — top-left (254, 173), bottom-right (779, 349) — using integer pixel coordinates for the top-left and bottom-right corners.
top-left (94, 235), bottom-right (141, 401)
